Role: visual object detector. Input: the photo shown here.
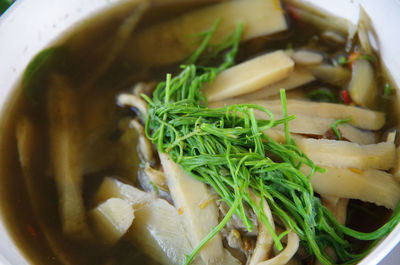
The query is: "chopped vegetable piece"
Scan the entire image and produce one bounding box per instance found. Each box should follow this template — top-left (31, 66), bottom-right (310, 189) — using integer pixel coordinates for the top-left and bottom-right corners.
top-left (308, 89), bottom-right (338, 103)
top-left (159, 153), bottom-right (227, 265)
top-left (47, 75), bottom-right (91, 241)
top-left (22, 47), bottom-right (66, 103)
top-left (128, 0), bottom-right (288, 66)
top-left (203, 50), bottom-right (294, 101)
top-left (291, 50), bottom-right (323, 66)
top-left (341, 90), bottom-right (351, 104)
top-left (305, 166), bottom-right (400, 209)
top-left (210, 98), bottom-right (385, 130)
top-left (0, 0), bottom-right (13, 14)
top-left (296, 139), bottom-right (396, 170)
top-left (384, 83), bottom-right (394, 97)
top-left (310, 64), bottom-right (351, 86)
top-left (90, 198), bottom-right (134, 245)
top-left (348, 59), bottom-right (377, 108)
top-left (240, 69), bottom-right (315, 101)
top-left (330, 118), bottom-right (351, 140)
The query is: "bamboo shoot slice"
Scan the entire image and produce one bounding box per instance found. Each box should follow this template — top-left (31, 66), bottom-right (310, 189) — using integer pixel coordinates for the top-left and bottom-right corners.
top-left (204, 50), bottom-right (294, 101)
top-left (273, 114), bottom-right (375, 145)
top-left (47, 75), bottom-right (90, 240)
top-left (159, 152), bottom-right (226, 265)
top-left (296, 139), bottom-right (395, 170)
top-left (95, 177), bottom-right (155, 207)
top-left (210, 99), bottom-right (385, 130)
top-left (16, 117), bottom-right (74, 264)
top-left (209, 101), bottom-right (375, 144)
top-left (348, 59), bottom-right (377, 108)
top-left (303, 166), bottom-right (400, 209)
top-left (129, 0), bottom-right (288, 65)
top-left (292, 50), bottom-right (323, 66)
top-left (90, 198), bottom-right (135, 245)
top-left (310, 64), bottom-right (351, 86)
top-left (238, 69), bottom-right (315, 101)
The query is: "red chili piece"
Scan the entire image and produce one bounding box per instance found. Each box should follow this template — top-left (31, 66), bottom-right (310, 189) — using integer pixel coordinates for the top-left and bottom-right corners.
top-left (341, 90), bottom-right (350, 104)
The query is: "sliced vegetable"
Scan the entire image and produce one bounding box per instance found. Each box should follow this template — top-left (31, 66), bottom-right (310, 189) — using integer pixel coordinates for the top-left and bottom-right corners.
top-left (384, 83), bottom-right (394, 97)
top-left (204, 50), bottom-right (294, 101)
top-left (22, 47), bottom-right (66, 103)
top-left (240, 69), bottom-right (315, 101)
top-left (330, 118), bottom-right (351, 140)
top-left (47, 75), bottom-right (91, 241)
top-left (296, 139), bottom-right (396, 170)
top-left (128, 0), bottom-right (288, 65)
top-left (210, 98), bottom-right (385, 130)
top-left (291, 50), bottom-right (323, 66)
top-left (90, 198), bottom-right (134, 245)
top-left (348, 59), bottom-right (377, 108)
top-left (309, 64), bottom-right (351, 86)
top-left (159, 152), bottom-right (229, 265)
top-left (305, 166), bottom-right (400, 209)
top-left (307, 89), bottom-right (338, 103)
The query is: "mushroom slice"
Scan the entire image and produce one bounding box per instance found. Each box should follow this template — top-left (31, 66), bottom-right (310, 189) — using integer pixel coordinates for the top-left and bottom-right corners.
top-left (248, 191), bottom-right (275, 265)
top-left (117, 93), bottom-right (148, 117)
top-left (130, 119), bottom-right (154, 163)
top-left (259, 231), bottom-right (299, 265)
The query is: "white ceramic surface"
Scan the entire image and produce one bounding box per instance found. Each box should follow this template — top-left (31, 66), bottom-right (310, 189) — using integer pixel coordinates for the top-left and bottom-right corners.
top-left (0, 0), bottom-right (400, 264)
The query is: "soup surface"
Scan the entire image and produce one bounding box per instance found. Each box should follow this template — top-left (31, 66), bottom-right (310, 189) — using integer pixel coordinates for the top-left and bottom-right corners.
top-left (0, 1), bottom-right (399, 265)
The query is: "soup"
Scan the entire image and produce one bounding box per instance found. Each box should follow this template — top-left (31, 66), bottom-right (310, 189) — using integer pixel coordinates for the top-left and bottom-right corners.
top-left (0, 0), bottom-right (399, 264)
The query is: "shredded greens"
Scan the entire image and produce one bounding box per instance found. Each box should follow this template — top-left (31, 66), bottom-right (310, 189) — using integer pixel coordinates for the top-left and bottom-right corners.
top-left (331, 118), bottom-right (352, 140)
top-left (308, 88), bottom-right (339, 103)
top-left (142, 22), bottom-right (400, 265)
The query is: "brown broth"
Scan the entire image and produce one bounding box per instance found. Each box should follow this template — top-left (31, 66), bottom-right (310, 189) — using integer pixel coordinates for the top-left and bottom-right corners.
top-left (0, 1), bottom-right (396, 264)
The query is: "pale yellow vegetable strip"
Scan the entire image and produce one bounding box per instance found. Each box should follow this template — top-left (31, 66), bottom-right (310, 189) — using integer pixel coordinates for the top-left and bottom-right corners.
top-left (296, 139), bottom-right (395, 170)
top-left (248, 190), bottom-right (275, 265)
top-left (273, 114), bottom-right (375, 145)
top-left (204, 50), bottom-right (294, 101)
top-left (159, 153), bottom-right (230, 265)
top-left (235, 68), bottom-right (315, 101)
top-left (129, 0), bottom-right (288, 65)
top-left (309, 64), bottom-right (351, 86)
top-left (16, 118), bottom-right (74, 265)
top-left (47, 75), bottom-right (91, 240)
top-left (209, 101), bottom-right (375, 144)
top-left (348, 59), bottom-right (377, 108)
top-left (391, 148), bottom-right (400, 182)
top-left (90, 198), bottom-right (135, 245)
top-left (303, 166), bottom-right (400, 209)
top-left (257, 231), bottom-right (299, 265)
top-left (210, 99), bottom-right (385, 130)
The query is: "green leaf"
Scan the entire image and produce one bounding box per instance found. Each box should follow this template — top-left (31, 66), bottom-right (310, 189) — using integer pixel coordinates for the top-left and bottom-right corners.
top-left (0, 0), bottom-right (13, 14)
top-left (308, 89), bottom-right (339, 103)
top-left (22, 47), bottom-right (66, 103)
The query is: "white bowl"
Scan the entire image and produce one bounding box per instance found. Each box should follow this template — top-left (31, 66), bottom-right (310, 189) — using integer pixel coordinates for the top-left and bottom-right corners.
top-left (0, 0), bottom-right (399, 264)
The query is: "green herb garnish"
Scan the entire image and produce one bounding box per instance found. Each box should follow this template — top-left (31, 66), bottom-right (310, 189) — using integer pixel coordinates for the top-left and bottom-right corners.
top-left (331, 118), bottom-right (352, 140)
top-left (308, 89), bottom-right (339, 103)
top-left (337, 53), bottom-right (375, 65)
top-left (0, 0), bottom-right (13, 14)
top-left (142, 22), bottom-right (400, 265)
top-left (384, 83), bottom-right (394, 97)
top-left (22, 47), bottom-right (66, 103)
